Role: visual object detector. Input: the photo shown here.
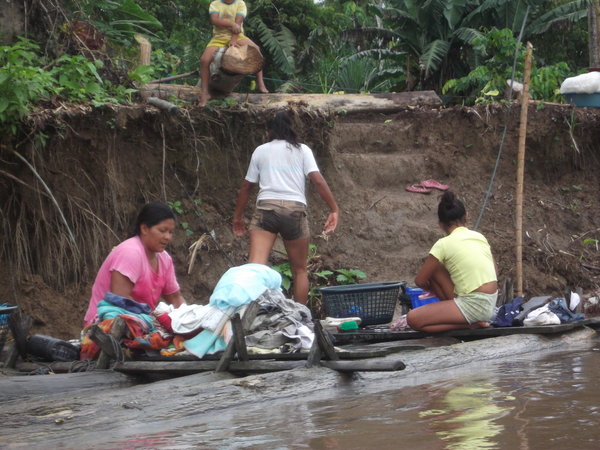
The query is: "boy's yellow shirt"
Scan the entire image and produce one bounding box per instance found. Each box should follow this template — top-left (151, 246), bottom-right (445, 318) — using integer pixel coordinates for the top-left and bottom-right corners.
top-left (209, 0), bottom-right (247, 42)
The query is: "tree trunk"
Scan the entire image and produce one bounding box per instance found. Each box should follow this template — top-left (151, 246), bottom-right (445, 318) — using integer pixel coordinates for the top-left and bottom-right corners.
top-left (589, 1), bottom-right (600, 68)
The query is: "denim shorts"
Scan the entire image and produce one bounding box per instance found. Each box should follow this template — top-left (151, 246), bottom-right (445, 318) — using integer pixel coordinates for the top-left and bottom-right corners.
top-left (249, 200), bottom-right (310, 241)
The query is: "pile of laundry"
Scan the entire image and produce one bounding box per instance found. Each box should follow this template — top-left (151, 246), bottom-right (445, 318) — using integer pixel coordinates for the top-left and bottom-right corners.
top-left (81, 263), bottom-right (314, 360)
top-left (405, 179), bottom-right (449, 194)
top-left (492, 293), bottom-right (585, 327)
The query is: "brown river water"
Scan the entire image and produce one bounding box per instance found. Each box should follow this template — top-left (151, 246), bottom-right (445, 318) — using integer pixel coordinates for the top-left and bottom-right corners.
top-left (96, 338), bottom-right (600, 450)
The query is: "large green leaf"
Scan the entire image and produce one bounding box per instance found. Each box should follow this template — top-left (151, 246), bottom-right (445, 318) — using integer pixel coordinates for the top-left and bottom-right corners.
top-left (421, 39), bottom-right (451, 75)
top-left (251, 18), bottom-right (297, 76)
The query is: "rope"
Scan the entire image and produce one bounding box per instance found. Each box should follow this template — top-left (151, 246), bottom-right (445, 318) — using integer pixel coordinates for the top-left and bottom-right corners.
top-left (107, 333), bottom-right (125, 370)
top-left (474, 6), bottom-right (530, 231)
top-left (27, 363), bottom-right (55, 376)
top-left (69, 359), bottom-right (96, 373)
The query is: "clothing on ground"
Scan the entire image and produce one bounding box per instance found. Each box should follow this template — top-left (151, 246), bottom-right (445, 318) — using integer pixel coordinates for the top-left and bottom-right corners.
top-left (245, 289), bottom-right (314, 351)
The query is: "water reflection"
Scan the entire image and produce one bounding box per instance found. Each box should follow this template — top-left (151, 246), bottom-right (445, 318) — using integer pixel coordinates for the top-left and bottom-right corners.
top-left (419, 384), bottom-right (511, 449)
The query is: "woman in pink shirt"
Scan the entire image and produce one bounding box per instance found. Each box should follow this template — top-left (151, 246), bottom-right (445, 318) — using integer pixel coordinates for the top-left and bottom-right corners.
top-left (83, 202), bottom-right (186, 327)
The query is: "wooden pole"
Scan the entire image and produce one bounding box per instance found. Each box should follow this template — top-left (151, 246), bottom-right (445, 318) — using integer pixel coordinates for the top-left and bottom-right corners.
top-left (215, 301), bottom-right (259, 373)
top-left (515, 42), bottom-right (534, 297)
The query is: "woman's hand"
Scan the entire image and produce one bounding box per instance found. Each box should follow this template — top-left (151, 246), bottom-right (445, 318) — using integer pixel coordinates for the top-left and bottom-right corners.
top-left (323, 211), bottom-right (338, 234)
top-left (233, 217), bottom-right (247, 236)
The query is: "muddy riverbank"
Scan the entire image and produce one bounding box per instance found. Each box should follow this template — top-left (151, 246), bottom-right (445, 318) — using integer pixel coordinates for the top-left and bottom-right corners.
top-left (1, 101), bottom-right (600, 340)
top-left (0, 327), bottom-right (595, 448)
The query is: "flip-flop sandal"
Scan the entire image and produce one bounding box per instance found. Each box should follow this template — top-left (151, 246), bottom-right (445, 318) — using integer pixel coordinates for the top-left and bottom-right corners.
top-left (420, 179), bottom-right (449, 191)
top-left (405, 185), bottom-right (432, 194)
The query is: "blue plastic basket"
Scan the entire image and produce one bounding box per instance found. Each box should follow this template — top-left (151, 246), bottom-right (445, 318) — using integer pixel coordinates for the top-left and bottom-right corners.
top-left (320, 282), bottom-right (403, 326)
top-left (406, 287), bottom-right (441, 309)
top-left (0, 304), bottom-right (18, 354)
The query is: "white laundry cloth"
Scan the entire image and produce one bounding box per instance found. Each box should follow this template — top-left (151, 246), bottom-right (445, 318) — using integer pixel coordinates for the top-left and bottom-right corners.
top-left (523, 305), bottom-right (561, 326)
top-left (169, 303), bottom-right (226, 334)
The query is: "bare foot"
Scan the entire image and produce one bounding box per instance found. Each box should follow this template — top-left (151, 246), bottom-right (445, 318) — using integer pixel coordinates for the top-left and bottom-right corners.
top-left (469, 321), bottom-right (491, 329)
top-left (258, 85), bottom-right (269, 94)
top-left (198, 93), bottom-right (209, 107)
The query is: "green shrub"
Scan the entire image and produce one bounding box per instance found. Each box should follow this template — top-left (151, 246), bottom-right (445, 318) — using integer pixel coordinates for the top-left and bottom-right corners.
top-left (0, 38), bottom-right (138, 135)
top-left (0, 39), bottom-right (57, 134)
top-left (443, 27), bottom-right (576, 104)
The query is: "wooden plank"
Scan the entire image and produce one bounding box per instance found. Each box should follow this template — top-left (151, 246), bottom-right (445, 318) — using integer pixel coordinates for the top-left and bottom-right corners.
top-left (215, 313), bottom-right (245, 372)
top-left (305, 337), bottom-right (321, 368)
top-left (115, 360), bottom-right (306, 375)
top-left (115, 357), bottom-right (406, 375)
top-left (442, 319), bottom-right (596, 338)
top-left (138, 85), bottom-right (442, 112)
top-left (215, 301), bottom-right (259, 373)
top-left (331, 319), bottom-right (598, 344)
top-left (314, 320), bottom-right (339, 361)
top-left (135, 347), bottom-right (389, 362)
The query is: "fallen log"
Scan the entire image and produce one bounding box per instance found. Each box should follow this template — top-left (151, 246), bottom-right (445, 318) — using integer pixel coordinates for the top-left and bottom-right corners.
top-left (138, 85), bottom-right (442, 112)
top-left (114, 355), bottom-right (406, 375)
top-left (115, 359), bottom-right (305, 374)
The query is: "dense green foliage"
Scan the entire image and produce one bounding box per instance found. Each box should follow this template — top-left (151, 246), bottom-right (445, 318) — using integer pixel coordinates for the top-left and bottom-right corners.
top-left (442, 27), bottom-right (577, 103)
top-left (0, 0), bottom-right (596, 133)
top-left (0, 38), bottom-right (136, 134)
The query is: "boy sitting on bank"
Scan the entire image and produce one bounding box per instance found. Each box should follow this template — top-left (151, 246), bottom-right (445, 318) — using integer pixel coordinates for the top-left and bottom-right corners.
top-left (199, 0), bottom-right (268, 107)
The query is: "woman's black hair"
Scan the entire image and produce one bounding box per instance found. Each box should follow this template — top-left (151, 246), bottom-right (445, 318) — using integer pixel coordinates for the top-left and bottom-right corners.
top-left (267, 110), bottom-right (300, 148)
top-left (437, 191), bottom-right (466, 226)
top-left (131, 201), bottom-right (176, 237)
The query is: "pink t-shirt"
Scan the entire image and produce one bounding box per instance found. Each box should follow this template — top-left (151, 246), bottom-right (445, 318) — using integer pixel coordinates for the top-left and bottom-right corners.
top-left (83, 236), bottom-right (180, 326)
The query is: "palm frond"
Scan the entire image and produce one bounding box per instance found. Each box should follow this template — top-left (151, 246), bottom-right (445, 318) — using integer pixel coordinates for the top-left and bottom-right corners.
top-left (528, 0), bottom-right (591, 35)
top-left (341, 27), bottom-right (402, 43)
top-left (250, 18), bottom-right (296, 76)
top-left (453, 27), bottom-right (484, 45)
top-left (342, 48), bottom-right (405, 63)
top-left (421, 39), bottom-right (450, 75)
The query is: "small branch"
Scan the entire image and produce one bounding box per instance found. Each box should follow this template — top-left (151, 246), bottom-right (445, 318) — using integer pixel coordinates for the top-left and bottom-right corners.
top-left (148, 70), bottom-right (199, 84)
top-left (12, 150), bottom-right (77, 246)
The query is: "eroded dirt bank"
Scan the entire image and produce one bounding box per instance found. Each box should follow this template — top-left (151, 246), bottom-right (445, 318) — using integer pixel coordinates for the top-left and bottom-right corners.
top-left (1, 102), bottom-right (599, 339)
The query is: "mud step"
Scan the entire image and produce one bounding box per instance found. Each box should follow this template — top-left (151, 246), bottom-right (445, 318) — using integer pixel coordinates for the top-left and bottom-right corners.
top-left (331, 121), bottom-right (419, 153)
top-left (333, 153), bottom-right (442, 188)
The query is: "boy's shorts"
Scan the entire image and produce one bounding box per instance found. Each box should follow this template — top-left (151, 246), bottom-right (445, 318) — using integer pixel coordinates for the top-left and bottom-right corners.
top-left (207, 34), bottom-right (249, 48)
top-left (249, 200), bottom-right (310, 241)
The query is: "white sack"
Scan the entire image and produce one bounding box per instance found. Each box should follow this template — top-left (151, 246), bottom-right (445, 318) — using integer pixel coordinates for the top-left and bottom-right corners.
top-left (559, 71), bottom-right (600, 94)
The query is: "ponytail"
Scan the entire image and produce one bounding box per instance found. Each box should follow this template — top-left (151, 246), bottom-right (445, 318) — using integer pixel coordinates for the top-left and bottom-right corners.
top-left (437, 191), bottom-right (466, 226)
